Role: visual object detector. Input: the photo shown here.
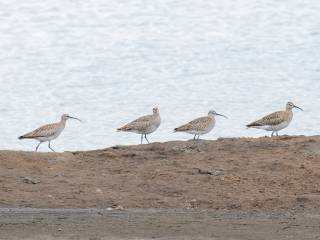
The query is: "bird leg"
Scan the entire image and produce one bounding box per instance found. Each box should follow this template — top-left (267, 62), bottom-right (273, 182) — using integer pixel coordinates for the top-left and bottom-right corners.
top-left (193, 134), bottom-right (196, 140)
top-left (194, 136), bottom-right (201, 152)
top-left (144, 134), bottom-right (150, 144)
top-left (48, 141), bottom-right (55, 152)
top-left (276, 131), bottom-right (279, 136)
top-left (271, 131), bottom-right (274, 137)
top-left (141, 134), bottom-right (143, 144)
top-left (35, 142), bottom-right (42, 152)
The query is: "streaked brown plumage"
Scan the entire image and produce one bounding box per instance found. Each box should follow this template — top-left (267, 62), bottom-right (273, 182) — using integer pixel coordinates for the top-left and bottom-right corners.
top-left (247, 111), bottom-right (291, 127)
top-left (117, 107), bottom-right (161, 144)
top-left (246, 101), bottom-right (303, 136)
top-left (174, 116), bottom-right (214, 132)
top-left (174, 110), bottom-right (227, 140)
top-left (19, 122), bottom-right (64, 139)
top-left (19, 114), bottom-right (81, 152)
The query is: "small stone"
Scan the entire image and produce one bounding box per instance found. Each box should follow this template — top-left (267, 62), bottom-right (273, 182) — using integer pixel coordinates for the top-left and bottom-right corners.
top-left (189, 199), bottom-right (198, 208)
top-left (22, 177), bottom-right (40, 184)
top-left (96, 188), bottom-right (103, 194)
top-left (115, 205), bottom-right (124, 210)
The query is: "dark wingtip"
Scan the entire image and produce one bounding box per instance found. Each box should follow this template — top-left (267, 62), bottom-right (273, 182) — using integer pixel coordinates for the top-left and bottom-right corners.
top-left (246, 123), bottom-right (261, 127)
top-left (18, 136), bottom-right (24, 140)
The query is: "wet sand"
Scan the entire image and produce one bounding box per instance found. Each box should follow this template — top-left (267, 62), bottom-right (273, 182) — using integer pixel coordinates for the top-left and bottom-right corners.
top-left (1, 208), bottom-right (320, 240)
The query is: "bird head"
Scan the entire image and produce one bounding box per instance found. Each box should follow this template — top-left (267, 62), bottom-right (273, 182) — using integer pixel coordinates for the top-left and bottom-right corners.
top-left (61, 114), bottom-right (82, 122)
top-left (208, 110), bottom-right (228, 118)
top-left (286, 102), bottom-right (303, 111)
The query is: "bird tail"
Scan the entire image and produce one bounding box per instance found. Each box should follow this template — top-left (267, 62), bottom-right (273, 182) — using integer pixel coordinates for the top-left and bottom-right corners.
top-left (174, 127), bottom-right (185, 132)
top-left (117, 127), bottom-right (127, 132)
top-left (117, 124), bottom-right (134, 132)
top-left (246, 122), bottom-right (262, 128)
top-left (18, 134), bottom-right (33, 139)
top-left (174, 125), bottom-right (188, 132)
top-left (117, 126), bottom-right (125, 131)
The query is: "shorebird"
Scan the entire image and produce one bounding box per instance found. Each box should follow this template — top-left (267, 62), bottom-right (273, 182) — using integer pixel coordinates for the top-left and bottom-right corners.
top-left (117, 107), bottom-right (161, 144)
top-left (19, 114), bottom-right (81, 152)
top-left (174, 110), bottom-right (227, 140)
top-left (246, 101), bottom-right (303, 136)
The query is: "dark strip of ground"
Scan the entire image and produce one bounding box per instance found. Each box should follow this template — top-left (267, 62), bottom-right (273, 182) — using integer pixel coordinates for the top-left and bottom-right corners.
top-left (0, 208), bottom-right (320, 240)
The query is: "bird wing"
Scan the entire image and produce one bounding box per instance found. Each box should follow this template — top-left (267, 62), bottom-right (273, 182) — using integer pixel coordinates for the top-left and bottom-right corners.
top-left (131, 114), bottom-right (154, 123)
top-left (21, 123), bottom-right (60, 138)
top-left (247, 111), bottom-right (286, 127)
top-left (117, 114), bottom-right (155, 131)
top-left (175, 116), bottom-right (210, 131)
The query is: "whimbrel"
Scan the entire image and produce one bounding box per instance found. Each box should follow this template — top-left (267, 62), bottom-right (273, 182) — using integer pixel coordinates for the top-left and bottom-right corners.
top-left (19, 114), bottom-right (81, 152)
top-left (174, 110), bottom-right (227, 140)
top-left (246, 101), bottom-right (303, 136)
top-left (117, 107), bottom-right (161, 144)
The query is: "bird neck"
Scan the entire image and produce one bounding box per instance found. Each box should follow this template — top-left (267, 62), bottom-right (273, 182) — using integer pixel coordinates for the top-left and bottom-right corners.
top-left (286, 107), bottom-right (293, 113)
top-left (285, 109), bottom-right (293, 122)
top-left (60, 118), bottom-right (67, 127)
top-left (208, 113), bottom-right (215, 119)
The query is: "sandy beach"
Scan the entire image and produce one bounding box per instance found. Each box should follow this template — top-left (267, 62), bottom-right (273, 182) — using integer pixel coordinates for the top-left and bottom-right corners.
top-left (0, 135), bottom-right (320, 210)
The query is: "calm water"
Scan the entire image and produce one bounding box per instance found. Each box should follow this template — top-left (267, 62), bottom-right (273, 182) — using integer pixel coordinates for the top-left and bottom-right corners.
top-left (0, 0), bottom-right (319, 151)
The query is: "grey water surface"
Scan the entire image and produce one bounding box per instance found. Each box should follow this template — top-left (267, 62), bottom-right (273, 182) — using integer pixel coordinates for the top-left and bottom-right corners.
top-left (0, 0), bottom-right (319, 151)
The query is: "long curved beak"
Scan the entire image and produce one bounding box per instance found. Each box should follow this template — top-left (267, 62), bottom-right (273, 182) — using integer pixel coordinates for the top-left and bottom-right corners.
top-left (216, 113), bottom-right (228, 119)
top-left (293, 105), bottom-right (303, 111)
top-left (68, 116), bottom-right (82, 122)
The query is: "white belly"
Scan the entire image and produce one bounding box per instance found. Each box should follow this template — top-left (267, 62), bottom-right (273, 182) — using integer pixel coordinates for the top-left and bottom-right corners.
top-left (36, 131), bottom-right (62, 142)
top-left (255, 121), bottom-right (290, 131)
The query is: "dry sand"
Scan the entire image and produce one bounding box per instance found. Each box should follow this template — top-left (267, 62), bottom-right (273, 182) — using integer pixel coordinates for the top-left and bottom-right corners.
top-left (0, 135), bottom-right (319, 210)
